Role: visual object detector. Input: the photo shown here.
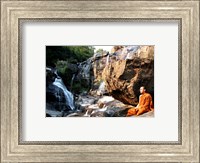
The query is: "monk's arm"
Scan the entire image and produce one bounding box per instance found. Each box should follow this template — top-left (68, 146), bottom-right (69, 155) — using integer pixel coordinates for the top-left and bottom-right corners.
top-left (142, 96), bottom-right (152, 111)
top-left (136, 96), bottom-right (151, 115)
top-left (135, 95), bottom-right (141, 108)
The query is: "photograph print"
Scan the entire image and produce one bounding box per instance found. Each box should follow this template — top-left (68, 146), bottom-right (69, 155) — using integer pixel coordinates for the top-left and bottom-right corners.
top-left (46, 45), bottom-right (154, 117)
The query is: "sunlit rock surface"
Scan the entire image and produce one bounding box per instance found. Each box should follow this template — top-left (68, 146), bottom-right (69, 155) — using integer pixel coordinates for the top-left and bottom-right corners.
top-left (102, 46), bottom-right (154, 106)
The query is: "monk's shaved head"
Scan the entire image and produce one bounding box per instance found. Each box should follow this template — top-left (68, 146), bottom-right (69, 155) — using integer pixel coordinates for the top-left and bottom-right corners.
top-left (140, 86), bottom-right (146, 94)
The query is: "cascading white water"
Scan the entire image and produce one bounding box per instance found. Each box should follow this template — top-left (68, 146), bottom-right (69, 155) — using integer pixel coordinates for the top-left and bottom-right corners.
top-left (96, 81), bottom-right (106, 96)
top-left (125, 45), bottom-right (140, 60)
top-left (82, 64), bottom-right (91, 78)
top-left (80, 59), bottom-right (91, 79)
top-left (98, 81), bottom-right (105, 92)
top-left (106, 54), bottom-right (110, 65)
top-left (53, 78), bottom-right (75, 110)
top-left (70, 74), bottom-right (76, 91)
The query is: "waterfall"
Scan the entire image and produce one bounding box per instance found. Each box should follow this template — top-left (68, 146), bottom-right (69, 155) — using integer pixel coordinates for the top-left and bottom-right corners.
top-left (80, 59), bottom-right (91, 79)
top-left (106, 54), bottom-right (110, 65)
top-left (53, 78), bottom-right (75, 110)
top-left (83, 64), bottom-right (91, 78)
top-left (70, 74), bottom-right (76, 91)
top-left (77, 58), bottom-right (92, 87)
top-left (98, 81), bottom-right (105, 93)
top-left (97, 81), bottom-right (106, 96)
top-left (125, 46), bottom-right (140, 60)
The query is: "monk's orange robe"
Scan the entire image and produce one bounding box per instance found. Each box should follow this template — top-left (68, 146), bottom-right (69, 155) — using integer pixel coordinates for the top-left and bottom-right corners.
top-left (127, 92), bottom-right (154, 116)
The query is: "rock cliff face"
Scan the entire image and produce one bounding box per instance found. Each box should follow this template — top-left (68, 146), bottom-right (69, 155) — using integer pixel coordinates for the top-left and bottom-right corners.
top-left (74, 58), bottom-right (93, 93)
top-left (91, 51), bottom-right (109, 90)
top-left (92, 51), bottom-right (109, 81)
top-left (102, 46), bottom-right (154, 106)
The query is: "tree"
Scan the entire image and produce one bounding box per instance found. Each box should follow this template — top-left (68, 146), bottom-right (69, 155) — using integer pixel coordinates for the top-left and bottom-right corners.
top-left (46, 46), bottom-right (95, 67)
top-left (96, 48), bottom-right (104, 54)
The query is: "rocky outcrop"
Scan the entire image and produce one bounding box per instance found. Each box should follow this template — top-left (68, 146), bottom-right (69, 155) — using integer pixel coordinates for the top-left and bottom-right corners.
top-left (102, 46), bottom-right (154, 106)
top-left (73, 59), bottom-right (93, 93)
top-left (72, 95), bottom-right (133, 117)
top-left (84, 51), bottom-right (109, 96)
top-left (91, 51), bottom-right (109, 89)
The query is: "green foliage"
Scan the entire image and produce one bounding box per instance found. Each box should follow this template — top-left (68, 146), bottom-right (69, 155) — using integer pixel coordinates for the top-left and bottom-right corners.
top-left (46, 46), bottom-right (68, 67)
top-left (55, 60), bottom-right (78, 88)
top-left (96, 48), bottom-right (104, 54)
top-left (46, 46), bottom-right (95, 67)
top-left (72, 83), bottom-right (88, 94)
top-left (55, 60), bottom-right (68, 75)
top-left (46, 46), bottom-right (95, 94)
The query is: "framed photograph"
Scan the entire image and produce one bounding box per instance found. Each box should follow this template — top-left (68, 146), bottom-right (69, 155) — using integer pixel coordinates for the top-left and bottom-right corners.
top-left (46, 45), bottom-right (155, 118)
top-left (1, 0), bottom-right (199, 162)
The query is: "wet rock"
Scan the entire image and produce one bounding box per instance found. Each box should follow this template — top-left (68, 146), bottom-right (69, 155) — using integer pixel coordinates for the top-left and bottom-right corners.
top-left (46, 109), bottom-right (64, 117)
top-left (46, 83), bottom-right (71, 111)
top-left (90, 111), bottom-right (105, 117)
top-left (104, 108), bottom-right (116, 117)
top-left (97, 96), bottom-right (115, 104)
top-left (137, 110), bottom-right (154, 117)
top-left (46, 67), bottom-right (57, 86)
top-left (103, 105), bottom-right (131, 117)
top-left (83, 96), bottom-right (133, 117)
top-left (73, 58), bottom-right (94, 93)
top-left (74, 95), bottom-right (99, 113)
top-left (66, 112), bottom-right (84, 117)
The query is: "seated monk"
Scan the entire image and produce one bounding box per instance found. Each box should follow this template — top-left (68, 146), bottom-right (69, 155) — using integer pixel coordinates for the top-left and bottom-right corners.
top-left (127, 86), bottom-right (154, 116)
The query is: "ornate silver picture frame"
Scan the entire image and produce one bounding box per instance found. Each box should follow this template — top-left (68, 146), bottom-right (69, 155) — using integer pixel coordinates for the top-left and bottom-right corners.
top-left (1, 0), bottom-right (199, 162)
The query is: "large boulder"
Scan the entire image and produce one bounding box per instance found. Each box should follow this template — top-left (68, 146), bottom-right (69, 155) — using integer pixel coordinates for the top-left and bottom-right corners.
top-left (102, 46), bottom-right (154, 106)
